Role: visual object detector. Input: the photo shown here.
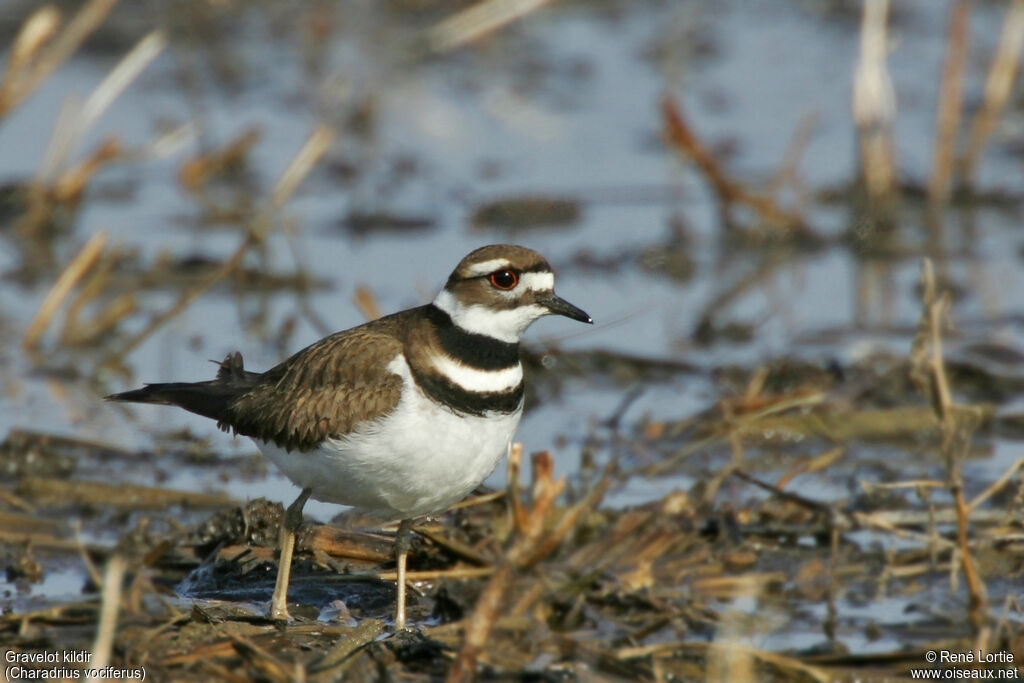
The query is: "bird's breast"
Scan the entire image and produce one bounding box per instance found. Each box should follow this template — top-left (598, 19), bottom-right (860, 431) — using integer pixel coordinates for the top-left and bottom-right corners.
top-left (255, 353), bottom-right (523, 517)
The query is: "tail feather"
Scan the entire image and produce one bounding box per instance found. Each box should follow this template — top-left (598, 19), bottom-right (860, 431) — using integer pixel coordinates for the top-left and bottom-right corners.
top-left (105, 381), bottom-right (237, 423)
top-left (105, 352), bottom-right (259, 424)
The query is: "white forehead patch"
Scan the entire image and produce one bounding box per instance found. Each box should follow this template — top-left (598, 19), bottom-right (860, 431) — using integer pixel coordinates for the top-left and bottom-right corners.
top-left (519, 271), bottom-right (554, 292)
top-left (465, 258), bottom-right (512, 277)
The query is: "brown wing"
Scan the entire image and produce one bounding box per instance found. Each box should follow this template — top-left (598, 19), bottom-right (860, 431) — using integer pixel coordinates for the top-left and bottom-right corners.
top-left (223, 315), bottom-right (408, 452)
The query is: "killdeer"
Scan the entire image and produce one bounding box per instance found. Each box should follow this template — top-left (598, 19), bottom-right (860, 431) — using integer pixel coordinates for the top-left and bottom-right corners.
top-left (106, 244), bottom-right (591, 628)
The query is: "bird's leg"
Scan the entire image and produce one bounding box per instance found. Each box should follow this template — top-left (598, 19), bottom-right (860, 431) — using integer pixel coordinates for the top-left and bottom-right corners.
top-left (270, 487), bottom-right (312, 621)
top-left (394, 518), bottom-right (415, 630)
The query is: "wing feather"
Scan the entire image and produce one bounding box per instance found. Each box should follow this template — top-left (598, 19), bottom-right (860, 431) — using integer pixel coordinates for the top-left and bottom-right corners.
top-left (223, 318), bottom-right (407, 451)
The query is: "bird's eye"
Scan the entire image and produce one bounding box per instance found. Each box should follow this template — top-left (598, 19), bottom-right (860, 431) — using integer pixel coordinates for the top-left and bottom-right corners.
top-left (489, 269), bottom-right (519, 290)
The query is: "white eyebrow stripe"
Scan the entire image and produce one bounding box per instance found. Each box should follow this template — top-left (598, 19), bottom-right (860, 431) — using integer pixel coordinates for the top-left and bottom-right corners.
top-left (519, 271), bottom-right (554, 292)
top-left (465, 258), bottom-right (512, 277)
top-left (430, 354), bottom-right (523, 392)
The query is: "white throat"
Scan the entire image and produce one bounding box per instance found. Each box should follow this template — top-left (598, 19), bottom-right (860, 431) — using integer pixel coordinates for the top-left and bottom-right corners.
top-left (432, 289), bottom-right (547, 344)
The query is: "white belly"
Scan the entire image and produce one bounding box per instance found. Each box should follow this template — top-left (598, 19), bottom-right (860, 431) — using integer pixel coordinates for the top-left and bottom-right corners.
top-left (254, 354), bottom-right (522, 518)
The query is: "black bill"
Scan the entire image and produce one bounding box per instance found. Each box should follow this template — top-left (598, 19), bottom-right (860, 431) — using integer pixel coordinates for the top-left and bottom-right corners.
top-left (541, 293), bottom-right (593, 324)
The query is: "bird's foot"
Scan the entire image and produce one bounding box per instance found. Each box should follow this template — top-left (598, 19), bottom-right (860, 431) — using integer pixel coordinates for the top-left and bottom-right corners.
top-left (386, 627), bottom-right (444, 663)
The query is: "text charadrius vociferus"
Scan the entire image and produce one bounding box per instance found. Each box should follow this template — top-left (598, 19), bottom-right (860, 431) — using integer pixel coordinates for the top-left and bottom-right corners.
top-left (106, 244), bottom-right (592, 628)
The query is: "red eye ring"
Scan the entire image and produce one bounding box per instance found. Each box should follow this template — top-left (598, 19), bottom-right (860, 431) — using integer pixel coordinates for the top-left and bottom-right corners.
top-left (489, 269), bottom-right (518, 290)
